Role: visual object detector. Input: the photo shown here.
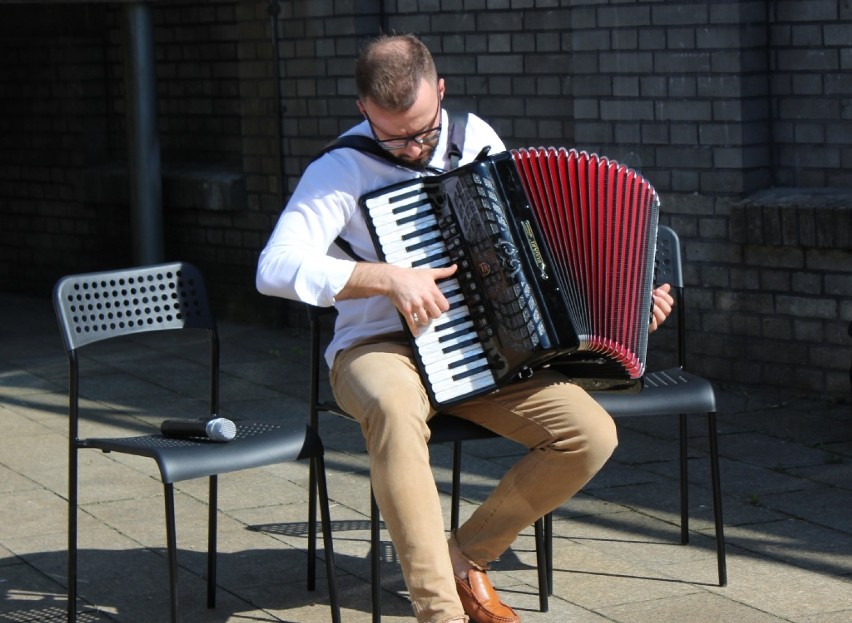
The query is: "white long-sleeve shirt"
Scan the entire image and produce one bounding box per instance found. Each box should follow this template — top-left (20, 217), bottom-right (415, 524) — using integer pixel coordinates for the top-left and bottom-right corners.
top-left (256, 110), bottom-right (505, 367)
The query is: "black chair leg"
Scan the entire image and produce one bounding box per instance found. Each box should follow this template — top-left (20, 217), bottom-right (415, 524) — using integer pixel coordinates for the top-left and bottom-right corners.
top-left (308, 458), bottom-right (318, 591)
top-left (707, 412), bottom-right (727, 587)
top-left (68, 454), bottom-right (78, 623)
top-left (679, 413), bottom-right (689, 545)
top-left (545, 511), bottom-right (553, 595)
top-left (207, 475), bottom-right (217, 608)
top-left (164, 483), bottom-right (180, 623)
top-left (451, 441), bottom-right (462, 531)
top-left (533, 518), bottom-right (549, 612)
top-left (314, 455), bottom-right (342, 623)
top-left (370, 487), bottom-right (382, 623)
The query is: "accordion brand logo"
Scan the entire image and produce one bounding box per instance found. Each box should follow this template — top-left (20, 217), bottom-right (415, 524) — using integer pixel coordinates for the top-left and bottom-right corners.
top-left (521, 220), bottom-right (548, 279)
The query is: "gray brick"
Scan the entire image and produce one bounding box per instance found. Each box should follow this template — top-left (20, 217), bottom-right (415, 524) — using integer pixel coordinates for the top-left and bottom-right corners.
top-left (478, 53), bottom-right (524, 73)
top-left (667, 76), bottom-right (696, 98)
top-left (775, 0), bottom-right (838, 22)
top-left (522, 8), bottom-right (571, 31)
top-left (697, 26), bottom-right (744, 49)
top-left (478, 11), bottom-right (524, 31)
top-left (655, 100), bottom-right (711, 122)
top-left (729, 267), bottom-right (761, 290)
top-left (654, 50), bottom-right (712, 73)
top-left (717, 290), bottom-right (775, 314)
top-left (777, 295), bottom-right (837, 319)
top-left (762, 317), bottom-right (793, 340)
top-left (570, 50), bottom-right (600, 75)
top-left (657, 145), bottom-right (712, 169)
top-left (598, 5), bottom-right (651, 28)
top-left (613, 76), bottom-right (639, 97)
top-left (574, 122), bottom-right (613, 144)
top-left (776, 49), bottom-right (839, 72)
top-left (524, 53), bottom-right (571, 74)
top-left (431, 11), bottom-right (478, 32)
top-left (699, 123), bottom-right (745, 146)
top-left (807, 249), bottom-right (852, 272)
top-left (574, 75), bottom-right (612, 96)
top-left (641, 123), bottom-right (668, 145)
top-left (638, 28), bottom-right (666, 50)
top-left (572, 30), bottom-right (611, 51)
top-left (699, 170), bottom-right (749, 194)
top-left (761, 269), bottom-right (792, 292)
top-left (613, 122), bottom-right (640, 144)
top-left (574, 98), bottom-right (600, 120)
top-left (600, 51), bottom-right (654, 73)
top-left (652, 3), bottom-right (709, 26)
top-left (671, 169), bottom-right (699, 192)
top-left (601, 99), bottom-right (654, 121)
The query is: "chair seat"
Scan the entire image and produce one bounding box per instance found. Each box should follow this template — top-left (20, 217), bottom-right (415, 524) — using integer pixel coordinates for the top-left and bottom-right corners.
top-left (591, 367), bottom-right (716, 417)
top-left (427, 413), bottom-right (499, 444)
top-left (84, 423), bottom-right (321, 484)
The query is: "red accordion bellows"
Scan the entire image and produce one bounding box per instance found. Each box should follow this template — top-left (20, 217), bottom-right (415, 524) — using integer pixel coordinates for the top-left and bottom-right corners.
top-left (511, 147), bottom-right (659, 379)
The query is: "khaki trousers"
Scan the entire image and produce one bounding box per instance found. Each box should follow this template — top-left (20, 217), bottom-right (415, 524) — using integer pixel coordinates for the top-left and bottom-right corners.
top-left (330, 333), bottom-right (618, 623)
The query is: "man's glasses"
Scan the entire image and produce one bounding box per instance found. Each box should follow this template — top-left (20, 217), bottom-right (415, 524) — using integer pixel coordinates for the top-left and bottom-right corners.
top-left (364, 100), bottom-right (442, 152)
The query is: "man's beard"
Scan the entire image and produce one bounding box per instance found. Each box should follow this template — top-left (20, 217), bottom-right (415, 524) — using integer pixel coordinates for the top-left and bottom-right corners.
top-left (395, 141), bottom-right (438, 170)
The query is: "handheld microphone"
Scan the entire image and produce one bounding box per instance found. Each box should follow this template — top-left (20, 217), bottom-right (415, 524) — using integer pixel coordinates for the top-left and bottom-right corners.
top-left (160, 417), bottom-right (237, 442)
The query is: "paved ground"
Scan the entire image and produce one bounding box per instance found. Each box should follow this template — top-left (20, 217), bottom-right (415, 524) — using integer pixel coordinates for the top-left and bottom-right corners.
top-left (1, 292), bottom-right (850, 623)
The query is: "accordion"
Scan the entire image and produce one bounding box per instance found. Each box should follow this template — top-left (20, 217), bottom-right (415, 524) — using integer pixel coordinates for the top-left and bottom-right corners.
top-left (360, 148), bottom-right (660, 408)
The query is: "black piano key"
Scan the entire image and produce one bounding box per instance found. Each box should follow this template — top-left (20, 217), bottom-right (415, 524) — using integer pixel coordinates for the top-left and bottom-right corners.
top-left (452, 362), bottom-right (493, 381)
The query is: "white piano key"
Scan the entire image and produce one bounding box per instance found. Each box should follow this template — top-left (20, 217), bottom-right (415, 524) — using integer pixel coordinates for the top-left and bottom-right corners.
top-left (370, 203), bottom-right (433, 228)
top-left (415, 323), bottom-right (477, 354)
top-left (365, 187), bottom-right (427, 210)
top-left (379, 230), bottom-right (444, 256)
top-left (425, 354), bottom-right (489, 385)
top-left (385, 241), bottom-right (447, 265)
top-left (375, 213), bottom-right (437, 237)
top-left (367, 193), bottom-right (429, 217)
top-left (433, 371), bottom-right (496, 404)
top-left (415, 305), bottom-right (473, 332)
top-left (421, 340), bottom-right (484, 365)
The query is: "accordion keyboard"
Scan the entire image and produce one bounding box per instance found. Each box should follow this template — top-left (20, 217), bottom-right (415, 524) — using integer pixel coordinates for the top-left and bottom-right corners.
top-left (363, 183), bottom-right (498, 405)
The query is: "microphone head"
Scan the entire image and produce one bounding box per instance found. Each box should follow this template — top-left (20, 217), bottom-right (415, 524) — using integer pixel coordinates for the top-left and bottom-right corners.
top-left (205, 417), bottom-right (237, 442)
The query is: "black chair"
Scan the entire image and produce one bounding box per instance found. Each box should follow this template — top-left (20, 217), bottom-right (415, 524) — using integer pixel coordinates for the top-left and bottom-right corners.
top-left (305, 224), bottom-right (725, 620)
top-left (53, 262), bottom-right (340, 623)
top-left (544, 224), bottom-right (725, 588)
top-left (306, 305), bottom-right (551, 623)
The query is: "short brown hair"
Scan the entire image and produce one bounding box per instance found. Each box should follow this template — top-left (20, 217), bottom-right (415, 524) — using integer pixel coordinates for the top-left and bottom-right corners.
top-left (355, 34), bottom-right (438, 111)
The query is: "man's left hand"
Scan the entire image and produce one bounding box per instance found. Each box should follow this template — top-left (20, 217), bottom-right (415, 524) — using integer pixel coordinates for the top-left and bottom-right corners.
top-left (649, 283), bottom-right (674, 333)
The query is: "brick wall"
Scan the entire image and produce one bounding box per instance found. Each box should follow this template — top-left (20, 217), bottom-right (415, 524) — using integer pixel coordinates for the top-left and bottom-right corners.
top-left (0, 5), bottom-right (119, 290)
top-left (770, 0), bottom-right (852, 187)
top-left (563, 0), bottom-right (851, 395)
top-left (0, 0), bottom-right (850, 398)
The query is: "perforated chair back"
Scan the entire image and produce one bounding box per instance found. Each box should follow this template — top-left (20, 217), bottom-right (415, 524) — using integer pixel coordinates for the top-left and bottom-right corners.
top-left (653, 225), bottom-right (687, 366)
top-left (654, 225), bottom-right (683, 290)
top-left (54, 261), bottom-right (215, 352)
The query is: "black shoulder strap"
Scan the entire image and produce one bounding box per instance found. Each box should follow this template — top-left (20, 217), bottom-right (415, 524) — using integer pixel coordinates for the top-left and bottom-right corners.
top-left (312, 134), bottom-right (404, 167)
top-left (314, 110), bottom-right (469, 171)
top-left (310, 135), bottom-right (409, 262)
top-left (446, 109), bottom-right (468, 171)
top-left (315, 111), bottom-right (470, 261)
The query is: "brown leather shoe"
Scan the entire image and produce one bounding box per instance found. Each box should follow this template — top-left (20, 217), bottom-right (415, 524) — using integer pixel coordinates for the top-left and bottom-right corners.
top-left (455, 568), bottom-right (520, 623)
